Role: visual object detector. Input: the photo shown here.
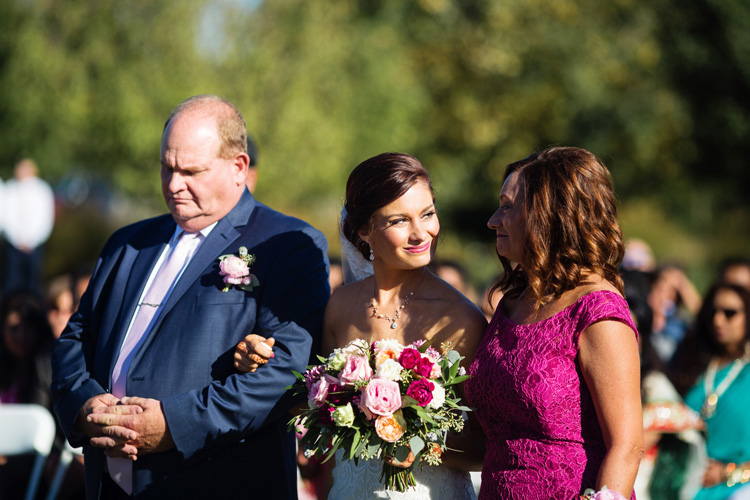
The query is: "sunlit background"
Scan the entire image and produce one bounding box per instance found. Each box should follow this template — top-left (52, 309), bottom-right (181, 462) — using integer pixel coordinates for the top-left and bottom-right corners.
top-left (2, 0), bottom-right (749, 291)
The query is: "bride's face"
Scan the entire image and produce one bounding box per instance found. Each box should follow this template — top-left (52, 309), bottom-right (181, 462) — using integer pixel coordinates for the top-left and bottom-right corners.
top-left (360, 181), bottom-right (439, 271)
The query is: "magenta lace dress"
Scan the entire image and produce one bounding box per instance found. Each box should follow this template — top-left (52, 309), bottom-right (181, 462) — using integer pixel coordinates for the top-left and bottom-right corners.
top-left (466, 290), bottom-right (638, 500)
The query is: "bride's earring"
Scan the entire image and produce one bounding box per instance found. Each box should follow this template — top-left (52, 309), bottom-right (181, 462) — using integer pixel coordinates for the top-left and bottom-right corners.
top-left (369, 247), bottom-right (374, 261)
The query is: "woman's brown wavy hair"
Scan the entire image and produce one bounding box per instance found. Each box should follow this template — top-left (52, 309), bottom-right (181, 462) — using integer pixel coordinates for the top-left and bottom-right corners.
top-left (493, 146), bottom-right (624, 307)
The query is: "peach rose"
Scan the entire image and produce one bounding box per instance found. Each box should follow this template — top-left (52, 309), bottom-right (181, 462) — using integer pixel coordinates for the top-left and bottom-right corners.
top-left (375, 410), bottom-right (406, 443)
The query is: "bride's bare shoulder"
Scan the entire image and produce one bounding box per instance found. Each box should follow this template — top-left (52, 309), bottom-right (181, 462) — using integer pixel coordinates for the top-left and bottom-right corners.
top-left (428, 276), bottom-right (487, 333)
top-left (326, 278), bottom-right (372, 316)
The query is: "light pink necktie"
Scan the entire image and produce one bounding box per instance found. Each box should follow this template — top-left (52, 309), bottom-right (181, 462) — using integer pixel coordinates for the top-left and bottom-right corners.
top-left (108, 231), bottom-right (200, 494)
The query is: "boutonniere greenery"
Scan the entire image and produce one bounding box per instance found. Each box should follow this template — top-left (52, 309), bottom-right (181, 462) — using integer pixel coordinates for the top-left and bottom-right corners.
top-left (218, 246), bottom-right (260, 292)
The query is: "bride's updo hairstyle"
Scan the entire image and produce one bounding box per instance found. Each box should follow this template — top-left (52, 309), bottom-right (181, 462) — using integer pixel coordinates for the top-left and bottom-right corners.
top-left (343, 153), bottom-right (433, 259)
top-left (495, 146), bottom-right (624, 306)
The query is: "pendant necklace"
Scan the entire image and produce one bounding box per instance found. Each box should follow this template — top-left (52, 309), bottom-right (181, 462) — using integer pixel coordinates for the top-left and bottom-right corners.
top-left (371, 292), bottom-right (414, 329)
top-left (701, 344), bottom-right (750, 418)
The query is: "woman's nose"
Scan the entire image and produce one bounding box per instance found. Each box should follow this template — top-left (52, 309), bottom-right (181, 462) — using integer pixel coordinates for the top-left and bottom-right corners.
top-left (411, 220), bottom-right (428, 240)
top-left (488, 209), bottom-right (502, 229)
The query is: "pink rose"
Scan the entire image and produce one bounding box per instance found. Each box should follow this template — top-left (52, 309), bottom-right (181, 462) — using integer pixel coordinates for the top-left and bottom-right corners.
top-left (360, 378), bottom-right (402, 417)
top-left (309, 374), bottom-right (338, 408)
top-left (338, 355), bottom-right (373, 387)
top-left (414, 356), bottom-right (435, 378)
top-left (406, 378), bottom-right (434, 407)
top-left (429, 362), bottom-right (442, 379)
top-left (399, 348), bottom-right (422, 370)
top-left (219, 256), bottom-right (249, 284)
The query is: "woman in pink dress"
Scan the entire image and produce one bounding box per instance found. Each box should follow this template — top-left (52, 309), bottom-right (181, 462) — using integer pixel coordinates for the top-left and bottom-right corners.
top-left (465, 147), bottom-right (644, 499)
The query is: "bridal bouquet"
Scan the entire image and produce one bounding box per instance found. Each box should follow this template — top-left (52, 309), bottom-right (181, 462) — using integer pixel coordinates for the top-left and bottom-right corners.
top-left (288, 338), bottom-right (471, 492)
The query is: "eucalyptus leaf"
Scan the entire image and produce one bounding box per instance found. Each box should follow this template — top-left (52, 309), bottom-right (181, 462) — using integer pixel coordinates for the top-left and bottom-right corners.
top-left (394, 445), bottom-right (410, 462)
top-left (409, 436), bottom-right (425, 455)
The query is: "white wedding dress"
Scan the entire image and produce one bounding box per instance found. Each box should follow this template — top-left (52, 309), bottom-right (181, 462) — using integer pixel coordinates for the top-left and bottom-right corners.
top-left (328, 450), bottom-right (476, 500)
top-left (328, 213), bottom-right (477, 500)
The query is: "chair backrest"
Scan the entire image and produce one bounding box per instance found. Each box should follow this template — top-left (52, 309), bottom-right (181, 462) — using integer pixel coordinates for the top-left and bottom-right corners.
top-left (0, 404), bottom-right (56, 456)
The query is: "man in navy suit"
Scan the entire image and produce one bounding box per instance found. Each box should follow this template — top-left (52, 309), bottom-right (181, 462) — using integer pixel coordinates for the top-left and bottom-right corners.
top-left (51, 95), bottom-right (329, 499)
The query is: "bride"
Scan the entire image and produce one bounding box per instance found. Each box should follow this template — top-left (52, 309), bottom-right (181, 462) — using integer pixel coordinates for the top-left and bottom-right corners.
top-left (234, 152), bottom-right (486, 499)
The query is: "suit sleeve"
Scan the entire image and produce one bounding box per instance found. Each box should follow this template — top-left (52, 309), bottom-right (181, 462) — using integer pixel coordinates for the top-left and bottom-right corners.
top-left (162, 225), bottom-right (330, 462)
top-left (50, 236), bottom-right (121, 446)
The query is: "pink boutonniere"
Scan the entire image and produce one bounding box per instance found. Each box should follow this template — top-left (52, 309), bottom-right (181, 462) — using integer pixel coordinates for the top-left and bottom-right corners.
top-left (218, 246), bottom-right (260, 292)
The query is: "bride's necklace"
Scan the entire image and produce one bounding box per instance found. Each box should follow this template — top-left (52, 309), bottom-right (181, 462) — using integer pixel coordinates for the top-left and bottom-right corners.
top-left (371, 292), bottom-right (414, 329)
top-left (701, 344), bottom-right (750, 418)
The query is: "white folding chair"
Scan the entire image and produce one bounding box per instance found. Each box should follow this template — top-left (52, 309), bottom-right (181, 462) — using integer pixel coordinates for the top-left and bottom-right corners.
top-left (45, 440), bottom-right (83, 500)
top-left (0, 404), bottom-right (57, 500)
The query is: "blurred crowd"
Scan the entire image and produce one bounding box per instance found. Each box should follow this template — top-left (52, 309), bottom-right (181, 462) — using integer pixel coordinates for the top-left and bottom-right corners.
top-left (1, 157), bottom-right (749, 500)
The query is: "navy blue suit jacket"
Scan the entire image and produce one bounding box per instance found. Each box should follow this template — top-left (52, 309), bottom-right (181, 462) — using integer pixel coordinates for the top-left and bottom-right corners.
top-left (51, 190), bottom-right (329, 499)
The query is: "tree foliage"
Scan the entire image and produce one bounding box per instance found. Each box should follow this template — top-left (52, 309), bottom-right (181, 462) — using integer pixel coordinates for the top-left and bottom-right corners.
top-left (1, 0), bottom-right (749, 281)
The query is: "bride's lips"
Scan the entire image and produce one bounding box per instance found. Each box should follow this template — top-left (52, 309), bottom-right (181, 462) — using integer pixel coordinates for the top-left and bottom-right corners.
top-left (405, 242), bottom-right (431, 254)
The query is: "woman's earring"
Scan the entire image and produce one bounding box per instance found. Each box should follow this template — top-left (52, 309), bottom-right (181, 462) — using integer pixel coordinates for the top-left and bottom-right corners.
top-left (369, 247), bottom-right (374, 261)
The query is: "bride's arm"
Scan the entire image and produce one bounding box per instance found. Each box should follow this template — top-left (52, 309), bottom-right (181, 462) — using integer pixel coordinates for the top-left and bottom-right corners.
top-left (234, 335), bottom-right (275, 372)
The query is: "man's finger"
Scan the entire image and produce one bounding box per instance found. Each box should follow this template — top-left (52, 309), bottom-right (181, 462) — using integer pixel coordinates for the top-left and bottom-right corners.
top-left (91, 404), bottom-right (143, 415)
top-left (103, 443), bottom-right (139, 459)
top-left (100, 425), bottom-right (138, 441)
top-left (120, 396), bottom-right (151, 408)
top-left (87, 412), bottom-right (135, 428)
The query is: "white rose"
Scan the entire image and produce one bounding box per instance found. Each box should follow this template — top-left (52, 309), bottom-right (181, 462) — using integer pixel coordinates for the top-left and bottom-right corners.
top-left (372, 339), bottom-right (405, 356)
top-left (375, 358), bottom-right (403, 381)
top-left (426, 381), bottom-right (446, 410)
top-left (342, 339), bottom-right (369, 356)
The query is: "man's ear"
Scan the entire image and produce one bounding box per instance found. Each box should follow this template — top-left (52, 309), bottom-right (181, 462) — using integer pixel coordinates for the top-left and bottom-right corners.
top-left (233, 152), bottom-right (250, 186)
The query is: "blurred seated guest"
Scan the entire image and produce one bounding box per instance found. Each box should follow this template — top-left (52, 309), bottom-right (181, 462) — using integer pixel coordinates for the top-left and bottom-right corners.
top-left (2, 158), bottom-right (55, 295)
top-left (245, 134), bottom-right (259, 193)
top-left (622, 238), bottom-right (657, 273)
top-left (0, 291), bottom-right (55, 499)
top-left (718, 257), bottom-right (750, 291)
top-left (432, 259), bottom-right (478, 303)
top-left (45, 274), bottom-right (75, 339)
top-left (674, 283), bottom-right (750, 500)
top-left (478, 275), bottom-right (503, 321)
top-left (626, 274), bottom-right (706, 500)
top-left (328, 256), bottom-right (344, 292)
top-left (70, 264), bottom-right (93, 310)
top-left (648, 263), bottom-right (701, 364)
top-left (0, 291), bottom-right (54, 406)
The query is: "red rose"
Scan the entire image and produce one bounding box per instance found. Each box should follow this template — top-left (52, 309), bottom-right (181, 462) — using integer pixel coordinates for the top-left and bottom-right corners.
top-left (399, 348), bottom-right (422, 370)
top-left (406, 378), bottom-right (435, 407)
top-left (414, 356), bottom-right (435, 378)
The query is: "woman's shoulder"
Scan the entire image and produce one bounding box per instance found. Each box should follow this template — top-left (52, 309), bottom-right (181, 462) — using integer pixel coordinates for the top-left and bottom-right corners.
top-left (571, 281), bottom-right (636, 339)
top-left (429, 275), bottom-right (487, 325)
top-left (328, 278), bottom-right (372, 306)
top-left (570, 276), bottom-right (627, 310)
top-left (422, 275), bottom-right (488, 354)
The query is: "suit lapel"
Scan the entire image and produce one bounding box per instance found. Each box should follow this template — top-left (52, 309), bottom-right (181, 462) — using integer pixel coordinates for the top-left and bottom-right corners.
top-left (105, 218), bottom-right (175, 371)
top-left (129, 190), bottom-right (256, 365)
